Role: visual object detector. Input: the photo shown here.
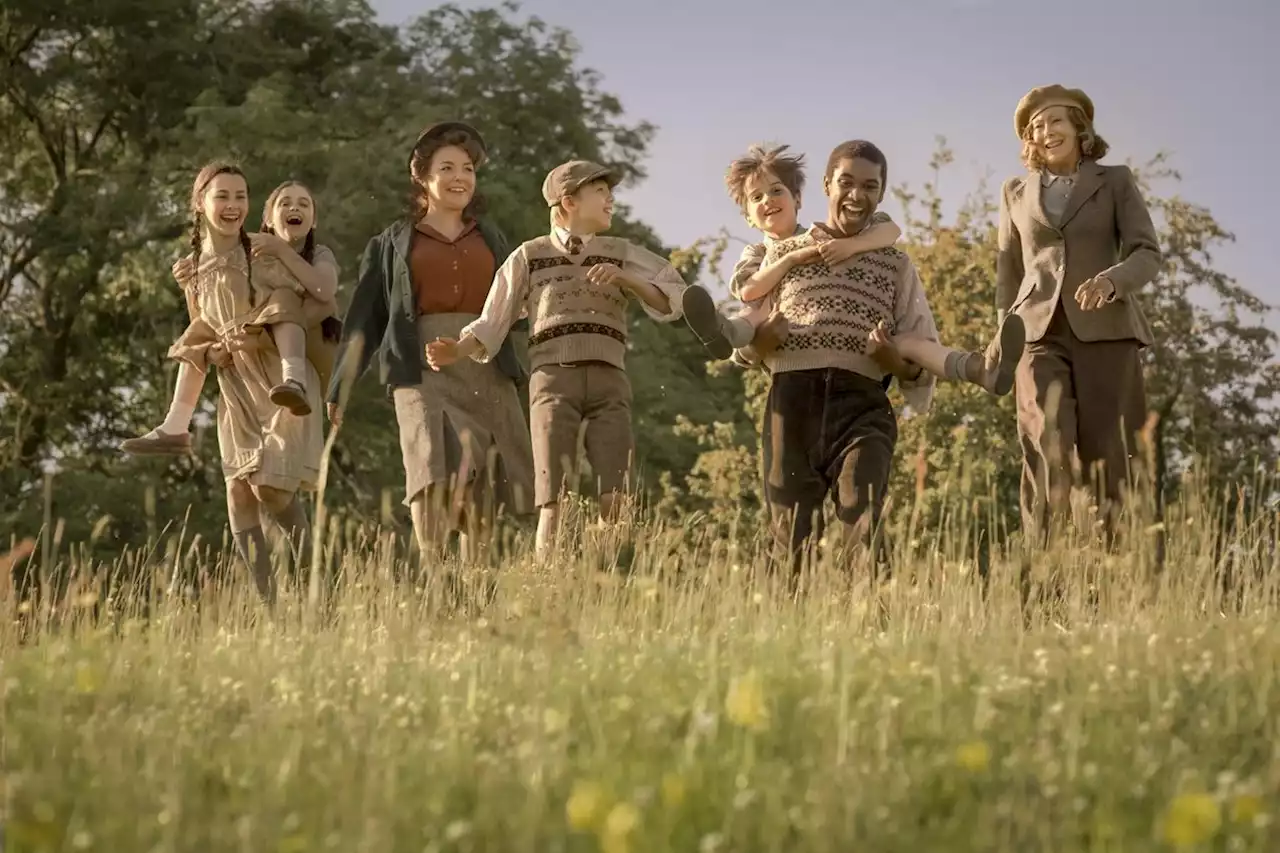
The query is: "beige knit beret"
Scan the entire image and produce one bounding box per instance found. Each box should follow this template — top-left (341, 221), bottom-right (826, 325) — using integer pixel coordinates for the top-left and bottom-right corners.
top-left (1014, 85), bottom-right (1095, 139)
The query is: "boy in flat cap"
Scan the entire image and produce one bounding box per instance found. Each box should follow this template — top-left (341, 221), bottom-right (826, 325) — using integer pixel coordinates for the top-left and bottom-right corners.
top-left (425, 159), bottom-right (690, 555)
top-left (997, 84), bottom-right (1162, 541)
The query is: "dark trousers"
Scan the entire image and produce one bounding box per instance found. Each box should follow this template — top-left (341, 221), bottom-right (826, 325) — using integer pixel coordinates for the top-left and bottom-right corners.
top-left (1015, 303), bottom-right (1147, 541)
top-left (763, 368), bottom-right (897, 577)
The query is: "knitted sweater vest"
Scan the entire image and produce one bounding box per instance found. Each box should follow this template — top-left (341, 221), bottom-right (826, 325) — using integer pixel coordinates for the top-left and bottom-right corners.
top-left (762, 231), bottom-right (911, 377)
top-left (522, 235), bottom-right (634, 369)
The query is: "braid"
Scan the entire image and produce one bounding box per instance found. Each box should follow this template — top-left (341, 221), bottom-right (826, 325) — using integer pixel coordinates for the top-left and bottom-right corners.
top-left (239, 227), bottom-right (255, 308)
top-left (302, 230), bottom-right (315, 263)
top-left (189, 213), bottom-right (203, 270)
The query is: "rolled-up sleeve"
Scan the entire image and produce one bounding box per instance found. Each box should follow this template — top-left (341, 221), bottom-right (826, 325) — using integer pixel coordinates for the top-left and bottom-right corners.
top-left (460, 246), bottom-right (531, 363)
top-left (623, 242), bottom-right (686, 323)
top-left (894, 261), bottom-right (939, 417)
top-left (729, 242), bottom-right (766, 303)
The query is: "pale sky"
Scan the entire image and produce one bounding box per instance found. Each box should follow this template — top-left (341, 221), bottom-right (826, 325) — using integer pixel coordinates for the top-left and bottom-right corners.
top-left (372, 0), bottom-right (1278, 311)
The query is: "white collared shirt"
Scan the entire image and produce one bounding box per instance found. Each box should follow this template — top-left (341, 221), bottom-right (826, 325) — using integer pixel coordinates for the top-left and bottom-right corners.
top-left (553, 226), bottom-right (594, 251)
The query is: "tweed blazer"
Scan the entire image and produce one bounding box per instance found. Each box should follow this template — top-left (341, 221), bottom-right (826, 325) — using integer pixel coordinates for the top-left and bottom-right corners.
top-left (996, 161), bottom-right (1161, 346)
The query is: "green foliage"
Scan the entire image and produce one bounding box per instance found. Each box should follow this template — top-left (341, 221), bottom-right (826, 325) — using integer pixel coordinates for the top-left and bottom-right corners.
top-left (2, 2), bottom-right (1275, 561)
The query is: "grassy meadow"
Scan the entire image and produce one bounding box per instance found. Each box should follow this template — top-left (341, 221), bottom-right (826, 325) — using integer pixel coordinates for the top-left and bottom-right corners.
top-left (3, 485), bottom-right (1280, 853)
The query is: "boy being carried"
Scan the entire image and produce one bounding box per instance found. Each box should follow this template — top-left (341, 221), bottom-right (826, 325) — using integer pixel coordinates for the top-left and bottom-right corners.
top-left (726, 143), bottom-right (1025, 398)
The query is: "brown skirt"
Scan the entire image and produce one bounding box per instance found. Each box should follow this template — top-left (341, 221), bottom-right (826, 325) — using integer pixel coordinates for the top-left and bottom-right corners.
top-left (392, 313), bottom-right (535, 517)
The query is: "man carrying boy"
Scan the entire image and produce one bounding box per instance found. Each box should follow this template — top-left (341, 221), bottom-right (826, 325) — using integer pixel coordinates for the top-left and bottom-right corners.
top-left (723, 143), bottom-right (905, 368)
top-left (425, 160), bottom-right (691, 555)
top-left (734, 140), bottom-right (941, 580)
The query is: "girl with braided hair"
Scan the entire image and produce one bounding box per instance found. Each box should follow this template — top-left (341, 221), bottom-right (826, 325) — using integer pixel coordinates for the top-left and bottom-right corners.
top-left (126, 162), bottom-right (324, 604)
top-left (122, 179), bottom-right (341, 456)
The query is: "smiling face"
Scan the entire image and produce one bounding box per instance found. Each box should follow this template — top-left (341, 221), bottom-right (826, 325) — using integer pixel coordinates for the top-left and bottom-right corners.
top-left (824, 157), bottom-right (883, 237)
top-left (563, 179), bottom-right (614, 232)
top-left (1029, 105), bottom-right (1081, 172)
top-left (267, 183), bottom-right (315, 243)
top-left (421, 144), bottom-right (476, 213)
top-left (742, 169), bottom-right (798, 239)
top-left (200, 172), bottom-right (249, 238)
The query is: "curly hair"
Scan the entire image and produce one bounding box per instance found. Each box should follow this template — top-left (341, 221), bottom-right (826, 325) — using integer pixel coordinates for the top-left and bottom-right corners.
top-left (189, 161), bottom-right (253, 305)
top-left (725, 144), bottom-right (806, 210)
top-left (1020, 105), bottom-right (1110, 172)
top-left (408, 128), bottom-right (488, 219)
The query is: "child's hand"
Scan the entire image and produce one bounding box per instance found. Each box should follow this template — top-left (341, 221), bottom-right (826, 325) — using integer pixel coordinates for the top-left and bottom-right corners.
top-left (786, 245), bottom-right (821, 267)
top-left (818, 237), bottom-right (858, 266)
top-left (249, 232), bottom-right (290, 259)
top-left (425, 337), bottom-right (460, 371)
top-left (172, 256), bottom-right (195, 285)
top-left (586, 263), bottom-right (628, 289)
top-left (867, 321), bottom-right (908, 374)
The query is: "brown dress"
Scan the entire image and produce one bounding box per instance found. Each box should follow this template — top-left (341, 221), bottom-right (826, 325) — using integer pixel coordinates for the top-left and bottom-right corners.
top-left (174, 244), bottom-right (324, 491)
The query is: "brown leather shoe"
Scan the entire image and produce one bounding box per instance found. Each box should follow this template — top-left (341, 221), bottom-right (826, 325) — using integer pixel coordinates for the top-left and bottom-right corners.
top-left (120, 429), bottom-right (192, 456)
top-left (270, 379), bottom-right (311, 416)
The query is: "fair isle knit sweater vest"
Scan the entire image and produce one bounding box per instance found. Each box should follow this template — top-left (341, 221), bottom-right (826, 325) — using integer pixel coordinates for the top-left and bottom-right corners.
top-left (762, 230), bottom-right (911, 377)
top-left (521, 235), bottom-right (635, 370)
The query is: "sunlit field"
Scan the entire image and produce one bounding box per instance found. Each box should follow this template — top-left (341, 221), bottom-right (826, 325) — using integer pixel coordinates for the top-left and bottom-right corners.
top-left (3, 484), bottom-right (1279, 853)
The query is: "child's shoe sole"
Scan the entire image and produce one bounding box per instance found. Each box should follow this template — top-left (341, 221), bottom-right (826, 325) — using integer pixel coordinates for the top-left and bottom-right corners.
top-left (682, 286), bottom-right (733, 360)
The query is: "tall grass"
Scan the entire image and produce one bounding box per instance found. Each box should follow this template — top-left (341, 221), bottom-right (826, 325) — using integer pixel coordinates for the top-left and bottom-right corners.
top-left (2, 464), bottom-right (1279, 852)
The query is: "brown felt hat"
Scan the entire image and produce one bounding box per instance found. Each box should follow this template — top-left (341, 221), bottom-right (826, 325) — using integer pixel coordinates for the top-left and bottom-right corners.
top-left (407, 121), bottom-right (488, 170)
top-left (542, 160), bottom-right (620, 207)
top-left (1014, 85), bottom-right (1095, 139)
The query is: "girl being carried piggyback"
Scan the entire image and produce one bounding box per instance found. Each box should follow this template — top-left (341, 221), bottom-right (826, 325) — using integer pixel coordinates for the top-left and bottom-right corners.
top-left (121, 179), bottom-right (341, 456)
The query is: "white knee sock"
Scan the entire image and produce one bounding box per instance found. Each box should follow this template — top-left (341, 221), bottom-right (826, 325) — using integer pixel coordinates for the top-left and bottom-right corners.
top-left (158, 362), bottom-right (204, 434)
top-left (281, 357), bottom-right (305, 385)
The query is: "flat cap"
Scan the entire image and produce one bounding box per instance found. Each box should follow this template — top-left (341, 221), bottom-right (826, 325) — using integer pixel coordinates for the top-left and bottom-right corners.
top-left (1014, 85), bottom-right (1094, 138)
top-left (408, 121), bottom-right (488, 170)
top-left (542, 160), bottom-right (619, 207)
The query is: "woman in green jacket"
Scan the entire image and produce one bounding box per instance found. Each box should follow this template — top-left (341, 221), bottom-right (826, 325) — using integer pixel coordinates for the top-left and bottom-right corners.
top-left (327, 121), bottom-right (534, 562)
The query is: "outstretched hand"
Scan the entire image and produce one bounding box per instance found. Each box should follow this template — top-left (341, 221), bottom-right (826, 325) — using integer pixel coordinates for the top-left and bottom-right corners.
top-left (425, 336), bottom-right (461, 371)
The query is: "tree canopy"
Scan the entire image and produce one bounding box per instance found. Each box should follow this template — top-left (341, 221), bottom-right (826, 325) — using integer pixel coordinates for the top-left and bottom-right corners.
top-left (2, 1), bottom-right (1274, 558)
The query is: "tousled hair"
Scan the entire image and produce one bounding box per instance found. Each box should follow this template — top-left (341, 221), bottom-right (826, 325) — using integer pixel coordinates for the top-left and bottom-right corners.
top-left (724, 144), bottom-right (806, 209)
top-left (189, 161), bottom-right (253, 305)
top-left (408, 128), bottom-right (488, 220)
top-left (824, 140), bottom-right (888, 197)
top-left (1019, 105), bottom-right (1110, 171)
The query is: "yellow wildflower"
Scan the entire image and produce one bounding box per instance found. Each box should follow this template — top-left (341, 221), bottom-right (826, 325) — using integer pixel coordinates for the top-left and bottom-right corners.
top-left (565, 779), bottom-right (609, 831)
top-left (660, 772), bottom-right (687, 809)
top-left (725, 670), bottom-right (769, 732)
top-left (599, 802), bottom-right (640, 853)
top-left (1161, 793), bottom-right (1221, 847)
top-left (954, 740), bottom-right (990, 773)
top-left (74, 662), bottom-right (99, 694)
top-left (1229, 793), bottom-right (1264, 825)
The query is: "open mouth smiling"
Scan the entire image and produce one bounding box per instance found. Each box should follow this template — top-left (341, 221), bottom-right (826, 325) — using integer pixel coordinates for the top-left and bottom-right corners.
top-left (285, 213), bottom-right (305, 226)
